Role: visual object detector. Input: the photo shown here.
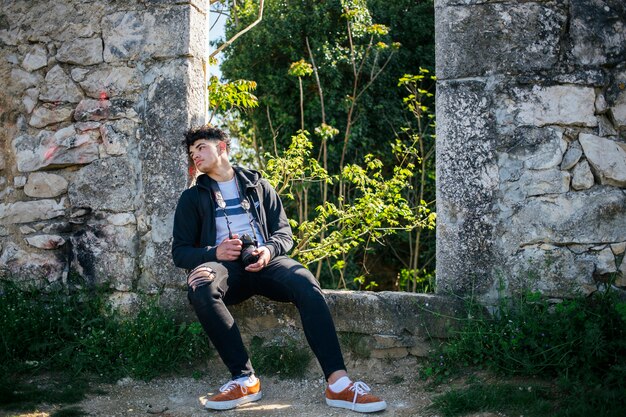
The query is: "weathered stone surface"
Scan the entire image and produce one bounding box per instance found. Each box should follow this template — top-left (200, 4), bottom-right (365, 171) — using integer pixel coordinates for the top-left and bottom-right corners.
top-left (10, 67), bottom-right (43, 93)
top-left (13, 176), bottom-right (26, 188)
top-left (597, 115), bottom-right (618, 137)
top-left (141, 60), bottom-right (193, 218)
top-left (68, 157), bottom-right (137, 212)
top-left (77, 66), bottom-right (141, 99)
top-left (503, 127), bottom-right (567, 170)
top-left (19, 225), bottom-right (36, 235)
top-left (22, 44), bottom-right (47, 71)
top-left (612, 242), bottom-right (626, 256)
top-left (107, 213), bottom-right (136, 226)
top-left (505, 246), bottom-right (596, 298)
top-left (231, 290), bottom-right (467, 341)
top-left (102, 8), bottom-right (191, 63)
top-left (23, 88), bottom-right (39, 114)
top-left (594, 247), bottom-right (617, 275)
top-left (24, 172), bottom-right (68, 198)
top-left (75, 121), bottom-right (101, 132)
top-left (370, 347), bottom-right (408, 359)
top-left (571, 159), bottom-right (595, 190)
top-left (570, 0), bottom-right (626, 67)
top-left (561, 141), bottom-right (583, 170)
top-left (56, 36), bottom-right (103, 66)
top-left (107, 292), bottom-right (141, 315)
top-left (74, 98), bottom-right (110, 121)
top-left (39, 65), bottom-right (83, 103)
top-left (13, 127), bottom-right (100, 172)
top-left (435, 1), bottom-right (565, 79)
top-left (25, 234), bottom-right (66, 250)
top-left (29, 103), bottom-right (74, 128)
top-left (150, 212), bottom-right (175, 244)
top-left (509, 187), bottom-right (626, 246)
top-left (137, 241), bottom-right (182, 292)
top-left (616, 264), bottom-right (626, 288)
top-left (502, 169), bottom-right (570, 202)
top-left (608, 73), bottom-right (626, 129)
top-left (508, 85), bottom-right (597, 128)
top-left (70, 228), bottom-right (137, 290)
top-left (0, 242), bottom-right (65, 285)
top-left (0, 198), bottom-right (65, 224)
top-left (579, 133), bottom-right (626, 187)
top-left (41, 221), bottom-right (71, 234)
top-left (437, 79), bottom-right (499, 295)
top-left (99, 119), bottom-right (137, 156)
top-left (74, 98), bottom-right (137, 122)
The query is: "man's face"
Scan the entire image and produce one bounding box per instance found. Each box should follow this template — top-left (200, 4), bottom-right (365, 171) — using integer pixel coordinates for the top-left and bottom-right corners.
top-left (189, 139), bottom-right (223, 174)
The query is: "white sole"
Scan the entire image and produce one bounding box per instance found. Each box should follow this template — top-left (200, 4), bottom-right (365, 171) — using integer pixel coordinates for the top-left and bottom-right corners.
top-left (326, 398), bottom-right (387, 413)
top-left (204, 391), bottom-right (263, 410)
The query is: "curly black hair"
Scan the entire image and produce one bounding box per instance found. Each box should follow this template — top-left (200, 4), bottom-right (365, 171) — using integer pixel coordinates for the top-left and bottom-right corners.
top-left (184, 125), bottom-right (231, 152)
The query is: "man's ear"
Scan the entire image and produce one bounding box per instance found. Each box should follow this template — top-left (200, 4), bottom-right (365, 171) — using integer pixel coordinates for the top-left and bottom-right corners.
top-left (219, 141), bottom-right (227, 153)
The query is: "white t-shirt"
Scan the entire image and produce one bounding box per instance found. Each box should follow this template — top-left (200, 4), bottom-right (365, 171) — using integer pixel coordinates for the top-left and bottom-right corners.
top-left (214, 177), bottom-right (265, 246)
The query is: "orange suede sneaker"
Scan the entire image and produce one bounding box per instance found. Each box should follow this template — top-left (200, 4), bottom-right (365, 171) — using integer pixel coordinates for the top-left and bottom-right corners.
top-left (204, 376), bottom-right (262, 410)
top-left (325, 381), bottom-right (387, 413)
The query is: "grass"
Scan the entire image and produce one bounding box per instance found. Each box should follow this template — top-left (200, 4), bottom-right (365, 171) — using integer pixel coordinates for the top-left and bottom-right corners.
top-left (339, 332), bottom-right (371, 359)
top-left (425, 286), bottom-right (626, 417)
top-left (431, 381), bottom-right (555, 417)
top-left (0, 281), bottom-right (212, 414)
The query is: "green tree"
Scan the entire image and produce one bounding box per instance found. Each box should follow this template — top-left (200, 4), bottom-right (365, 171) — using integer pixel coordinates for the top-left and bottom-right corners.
top-left (219, 0), bottom-right (435, 171)
top-left (214, 0), bottom-right (436, 289)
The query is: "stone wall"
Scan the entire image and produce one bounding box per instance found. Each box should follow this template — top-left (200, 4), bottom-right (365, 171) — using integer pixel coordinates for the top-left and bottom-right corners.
top-left (435, 0), bottom-right (626, 302)
top-left (4, 0), bottom-right (624, 318)
top-left (225, 290), bottom-right (466, 360)
top-left (0, 1), bottom-right (208, 301)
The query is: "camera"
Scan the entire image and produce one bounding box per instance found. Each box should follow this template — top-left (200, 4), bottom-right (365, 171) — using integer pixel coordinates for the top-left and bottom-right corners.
top-left (239, 233), bottom-right (259, 266)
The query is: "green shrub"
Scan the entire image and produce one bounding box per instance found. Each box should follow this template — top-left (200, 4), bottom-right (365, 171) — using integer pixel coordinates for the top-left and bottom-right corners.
top-left (0, 281), bottom-right (211, 381)
top-left (425, 288), bottom-right (626, 416)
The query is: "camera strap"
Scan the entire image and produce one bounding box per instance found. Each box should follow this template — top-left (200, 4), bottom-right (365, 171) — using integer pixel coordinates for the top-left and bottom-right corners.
top-left (208, 173), bottom-right (259, 244)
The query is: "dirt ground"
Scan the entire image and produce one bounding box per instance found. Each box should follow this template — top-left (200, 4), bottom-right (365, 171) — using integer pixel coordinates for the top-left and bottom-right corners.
top-left (1, 356), bottom-right (471, 417)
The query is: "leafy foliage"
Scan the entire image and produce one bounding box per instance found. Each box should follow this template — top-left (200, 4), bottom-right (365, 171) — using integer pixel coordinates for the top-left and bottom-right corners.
top-left (208, 76), bottom-right (258, 124)
top-left (219, 0), bottom-right (434, 168)
top-left (213, 0), bottom-right (437, 289)
top-left (425, 288), bottom-right (626, 417)
top-left (0, 282), bottom-right (211, 381)
top-left (263, 130), bottom-right (435, 288)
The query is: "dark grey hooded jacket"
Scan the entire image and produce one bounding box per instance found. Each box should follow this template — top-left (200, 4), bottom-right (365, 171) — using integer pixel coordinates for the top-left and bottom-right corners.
top-left (171, 166), bottom-right (293, 270)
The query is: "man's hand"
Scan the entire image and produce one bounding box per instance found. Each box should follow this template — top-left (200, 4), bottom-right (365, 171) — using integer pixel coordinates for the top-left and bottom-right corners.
top-left (244, 246), bottom-right (271, 272)
top-left (216, 234), bottom-right (242, 261)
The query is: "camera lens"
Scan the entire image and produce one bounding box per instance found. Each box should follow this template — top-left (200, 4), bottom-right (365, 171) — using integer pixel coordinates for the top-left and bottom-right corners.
top-left (239, 234), bottom-right (259, 266)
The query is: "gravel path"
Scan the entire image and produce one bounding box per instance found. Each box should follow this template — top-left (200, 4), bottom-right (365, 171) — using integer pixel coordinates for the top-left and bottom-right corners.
top-left (79, 356), bottom-right (434, 417)
top-left (4, 356), bottom-right (446, 417)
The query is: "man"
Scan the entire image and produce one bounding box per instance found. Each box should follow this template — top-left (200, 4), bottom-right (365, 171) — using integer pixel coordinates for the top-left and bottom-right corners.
top-left (172, 125), bottom-right (386, 413)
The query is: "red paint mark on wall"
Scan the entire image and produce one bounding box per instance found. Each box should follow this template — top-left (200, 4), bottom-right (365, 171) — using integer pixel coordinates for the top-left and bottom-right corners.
top-left (43, 145), bottom-right (59, 161)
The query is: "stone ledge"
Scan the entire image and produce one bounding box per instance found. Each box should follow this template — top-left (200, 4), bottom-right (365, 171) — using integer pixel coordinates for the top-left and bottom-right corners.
top-left (218, 290), bottom-right (466, 359)
top-left (138, 289), bottom-right (466, 360)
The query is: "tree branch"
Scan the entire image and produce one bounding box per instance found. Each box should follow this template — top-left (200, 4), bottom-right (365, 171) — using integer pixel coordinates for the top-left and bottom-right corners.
top-left (210, 0), bottom-right (265, 59)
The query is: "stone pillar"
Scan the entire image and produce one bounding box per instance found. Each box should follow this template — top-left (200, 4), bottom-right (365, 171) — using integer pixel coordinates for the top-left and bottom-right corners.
top-left (435, 0), bottom-right (626, 302)
top-left (0, 1), bottom-right (208, 298)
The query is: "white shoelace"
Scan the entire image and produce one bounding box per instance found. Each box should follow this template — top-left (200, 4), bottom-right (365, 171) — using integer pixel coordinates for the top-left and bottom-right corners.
top-left (219, 380), bottom-right (248, 394)
top-left (349, 381), bottom-right (371, 410)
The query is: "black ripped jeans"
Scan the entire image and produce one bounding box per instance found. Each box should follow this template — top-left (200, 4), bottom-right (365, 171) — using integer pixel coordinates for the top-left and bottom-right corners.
top-left (187, 255), bottom-right (346, 381)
